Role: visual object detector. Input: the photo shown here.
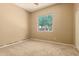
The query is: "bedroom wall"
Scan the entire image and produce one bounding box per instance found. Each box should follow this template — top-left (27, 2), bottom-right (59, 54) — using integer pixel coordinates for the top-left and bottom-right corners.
top-left (0, 4), bottom-right (29, 45)
top-left (75, 4), bottom-right (79, 50)
top-left (30, 4), bottom-right (74, 44)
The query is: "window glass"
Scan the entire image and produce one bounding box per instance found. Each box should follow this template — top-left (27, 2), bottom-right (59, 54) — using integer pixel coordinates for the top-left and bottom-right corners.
top-left (38, 15), bottom-right (53, 32)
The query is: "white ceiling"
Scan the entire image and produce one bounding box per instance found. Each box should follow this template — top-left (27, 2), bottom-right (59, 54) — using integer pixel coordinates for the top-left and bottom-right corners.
top-left (15, 3), bottom-right (55, 12)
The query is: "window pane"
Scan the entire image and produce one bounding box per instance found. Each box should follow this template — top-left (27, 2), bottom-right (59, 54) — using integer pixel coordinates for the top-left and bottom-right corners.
top-left (38, 15), bottom-right (53, 32)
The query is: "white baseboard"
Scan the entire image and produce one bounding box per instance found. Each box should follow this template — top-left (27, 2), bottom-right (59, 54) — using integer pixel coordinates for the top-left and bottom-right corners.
top-left (0, 39), bottom-right (27, 48)
top-left (0, 38), bottom-right (76, 50)
top-left (30, 38), bottom-right (75, 48)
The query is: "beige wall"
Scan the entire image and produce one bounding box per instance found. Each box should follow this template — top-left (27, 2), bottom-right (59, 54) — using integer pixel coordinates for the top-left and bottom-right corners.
top-left (0, 3), bottom-right (74, 45)
top-left (75, 4), bottom-right (79, 50)
top-left (30, 4), bottom-right (74, 44)
top-left (0, 4), bottom-right (29, 45)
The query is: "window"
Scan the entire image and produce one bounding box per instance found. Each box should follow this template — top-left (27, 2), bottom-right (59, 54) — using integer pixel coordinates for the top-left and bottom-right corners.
top-left (38, 15), bottom-right (53, 32)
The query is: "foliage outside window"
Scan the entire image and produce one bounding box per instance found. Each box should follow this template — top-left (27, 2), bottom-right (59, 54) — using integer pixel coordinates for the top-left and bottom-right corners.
top-left (38, 15), bottom-right (53, 32)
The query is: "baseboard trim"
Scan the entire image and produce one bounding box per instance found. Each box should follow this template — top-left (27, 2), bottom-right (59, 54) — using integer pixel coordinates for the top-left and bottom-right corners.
top-left (30, 38), bottom-right (75, 48)
top-left (0, 39), bottom-right (27, 48)
top-left (0, 38), bottom-right (76, 49)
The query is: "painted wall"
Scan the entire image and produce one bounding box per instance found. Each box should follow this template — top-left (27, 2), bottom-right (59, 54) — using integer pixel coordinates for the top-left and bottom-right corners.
top-left (0, 4), bottom-right (29, 45)
top-left (75, 4), bottom-right (79, 50)
top-left (30, 4), bottom-right (74, 44)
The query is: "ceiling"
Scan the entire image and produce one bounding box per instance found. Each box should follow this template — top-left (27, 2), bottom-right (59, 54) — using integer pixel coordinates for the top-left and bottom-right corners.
top-left (15, 3), bottom-right (55, 12)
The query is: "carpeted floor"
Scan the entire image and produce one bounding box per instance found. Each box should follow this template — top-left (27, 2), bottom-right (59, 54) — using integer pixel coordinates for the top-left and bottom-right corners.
top-left (0, 39), bottom-right (79, 56)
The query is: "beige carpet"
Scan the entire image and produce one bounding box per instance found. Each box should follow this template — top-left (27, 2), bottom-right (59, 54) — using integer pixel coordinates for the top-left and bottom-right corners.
top-left (0, 39), bottom-right (79, 56)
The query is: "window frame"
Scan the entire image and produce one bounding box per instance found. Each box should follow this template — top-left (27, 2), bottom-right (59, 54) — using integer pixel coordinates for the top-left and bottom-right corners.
top-left (37, 14), bottom-right (53, 32)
